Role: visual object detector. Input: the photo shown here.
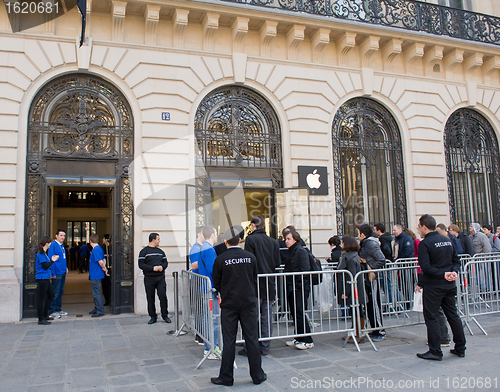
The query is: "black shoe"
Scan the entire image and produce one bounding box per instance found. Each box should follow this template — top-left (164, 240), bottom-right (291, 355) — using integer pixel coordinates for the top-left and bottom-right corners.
top-left (38, 320), bottom-right (51, 325)
top-left (253, 373), bottom-right (267, 385)
top-left (450, 349), bottom-right (465, 358)
top-left (148, 318), bottom-right (157, 325)
top-left (238, 349), bottom-right (247, 357)
top-left (91, 313), bottom-right (104, 318)
top-left (261, 351), bottom-right (269, 356)
top-left (103, 302), bottom-right (110, 306)
top-left (89, 309), bottom-right (97, 315)
top-left (416, 351), bottom-right (442, 361)
top-left (211, 377), bottom-right (233, 386)
top-left (45, 316), bottom-right (54, 321)
top-left (163, 316), bottom-right (171, 323)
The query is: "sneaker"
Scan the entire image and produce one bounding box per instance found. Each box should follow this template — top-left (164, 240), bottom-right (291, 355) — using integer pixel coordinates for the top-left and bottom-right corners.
top-left (58, 311), bottom-right (68, 316)
top-left (441, 341), bottom-right (451, 347)
top-left (50, 312), bottom-right (61, 319)
top-left (371, 334), bottom-right (387, 341)
top-left (286, 339), bottom-right (297, 347)
top-left (214, 346), bottom-right (222, 355)
top-left (295, 342), bottom-right (314, 350)
top-left (203, 350), bottom-right (219, 360)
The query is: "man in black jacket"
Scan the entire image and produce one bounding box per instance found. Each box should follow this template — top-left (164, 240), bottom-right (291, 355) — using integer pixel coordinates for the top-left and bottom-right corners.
top-left (416, 214), bottom-right (466, 361)
top-left (449, 224), bottom-right (473, 257)
top-left (211, 226), bottom-right (267, 386)
top-left (239, 215), bottom-right (280, 356)
top-left (138, 233), bottom-right (171, 324)
top-left (392, 224), bottom-right (414, 261)
top-left (374, 223), bottom-right (392, 261)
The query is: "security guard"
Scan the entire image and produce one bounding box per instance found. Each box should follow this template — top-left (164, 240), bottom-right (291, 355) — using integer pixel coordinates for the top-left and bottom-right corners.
top-left (416, 214), bottom-right (466, 360)
top-left (211, 226), bottom-right (267, 386)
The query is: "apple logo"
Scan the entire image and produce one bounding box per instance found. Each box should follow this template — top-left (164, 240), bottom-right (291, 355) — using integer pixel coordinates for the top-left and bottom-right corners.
top-left (306, 169), bottom-right (321, 189)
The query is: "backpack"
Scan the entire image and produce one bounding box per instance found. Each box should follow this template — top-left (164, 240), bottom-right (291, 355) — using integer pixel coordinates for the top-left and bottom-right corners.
top-left (307, 252), bottom-right (322, 285)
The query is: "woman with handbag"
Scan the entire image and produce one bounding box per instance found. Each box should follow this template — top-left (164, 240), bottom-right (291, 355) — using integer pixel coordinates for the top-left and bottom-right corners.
top-left (283, 230), bottom-right (314, 350)
top-left (337, 236), bottom-right (365, 343)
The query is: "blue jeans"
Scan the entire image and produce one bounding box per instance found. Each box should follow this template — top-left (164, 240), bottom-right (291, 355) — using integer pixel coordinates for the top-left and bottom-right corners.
top-left (49, 273), bottom-right (66, 313)
top-left (204, 292), bottom-right (219, 351)
top-left (90, 279), bottom-right (104, 315)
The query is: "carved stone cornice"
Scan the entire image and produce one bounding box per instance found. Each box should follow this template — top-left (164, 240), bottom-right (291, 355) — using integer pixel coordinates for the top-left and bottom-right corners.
top-left (311, 28), bottom-right (330, 63)
top-left (403, 42), bottom-right (425, 74)
top-left (144, 5), bottom-right (160, 46)
top-left (173, 9), bottom-right (189, 48)
top-left (203, 12), bottom-right (219, 52)
top-left (286, 24), bottom-right (305, 60)
top-left (483, 55), bottom-right (500, 84)
top-left (443, 49), bottom-right (464, 79)
top-left (232, 16), bottom-right (249, 53)
top-left (260, 20), bottom-right (278, 58)
top-left (359, 35), bottom-right (380, 68)
top-left (423, 45), bottom-right (444, 76)
top-left (336, 32), bottom-right (356, 66)
top-left (112, 1), bottom-right (127, 42)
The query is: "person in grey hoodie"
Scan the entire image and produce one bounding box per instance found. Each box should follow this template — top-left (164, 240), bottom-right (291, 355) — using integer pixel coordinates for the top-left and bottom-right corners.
top-left (357, 224), bottom-right (386, 341)
top-left (482, 224), bottom-right (500, 252)
top-left (470, 223), bottom-right (492, 255)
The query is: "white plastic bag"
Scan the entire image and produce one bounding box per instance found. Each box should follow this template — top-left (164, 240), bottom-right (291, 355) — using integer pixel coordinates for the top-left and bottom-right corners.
top-left (319, 274), bottom-right (333, 314)
top-left (412, 289), bottom-right (423, 312)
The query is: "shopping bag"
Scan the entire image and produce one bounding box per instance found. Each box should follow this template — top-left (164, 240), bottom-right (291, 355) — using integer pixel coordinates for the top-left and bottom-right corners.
top-left (412, 290), bottom-right (423, 312)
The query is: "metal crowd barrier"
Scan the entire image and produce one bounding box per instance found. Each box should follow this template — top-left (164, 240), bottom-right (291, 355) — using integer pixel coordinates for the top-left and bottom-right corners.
top-left (176, 270), bottom-right (221, 369)
top-left (254, 269), bottom-right (361, 351)
top-left (354, 264), bottom-right (423, 351)
top-left (462, 255), bottom-right (500, 335)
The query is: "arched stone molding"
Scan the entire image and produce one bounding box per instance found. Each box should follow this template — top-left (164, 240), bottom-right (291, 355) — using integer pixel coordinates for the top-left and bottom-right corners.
top-left (14, 65), bottom-right (143, 318)
top-left (187, 78), bottom-right (291, 188)
top-left (328, 90), bottom-right (416, 231)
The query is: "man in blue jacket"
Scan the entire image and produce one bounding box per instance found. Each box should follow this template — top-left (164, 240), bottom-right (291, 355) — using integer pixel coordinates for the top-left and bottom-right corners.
top-left (89, 233), bottom-right (109, 317)
top-left (198, 225), bottom-right (220, 359)
top-left (392, 224), bottom-right (414, 261)
top-left (49, 229), bottom-right (68, 318)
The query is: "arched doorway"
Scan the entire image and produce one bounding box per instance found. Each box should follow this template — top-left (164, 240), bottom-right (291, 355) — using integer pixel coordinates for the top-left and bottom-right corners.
top-left (23, 74), bottom-right (134, 317)
top-left (444, 108), bottom-right (500, 231)
top-left (332, 98), bottom-right (408, 235)
top-left (186, 85), bottom-right (304, 251)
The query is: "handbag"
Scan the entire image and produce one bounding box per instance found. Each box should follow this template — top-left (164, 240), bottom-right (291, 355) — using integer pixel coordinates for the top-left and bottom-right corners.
top-left (360, 257), bottom-right (376, 282)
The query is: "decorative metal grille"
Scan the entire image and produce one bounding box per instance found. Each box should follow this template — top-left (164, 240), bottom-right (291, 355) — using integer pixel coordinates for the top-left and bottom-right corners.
top-left (25, 74), bottom-right (134, 285)
top-left (444, 109), bottom-right (500, 231)
top-left (217, 0), bottom-right (500, 46)
top-left (332, 98), bottom-right (407, 235)
top-left (194, 85), bottom-right (283, 228)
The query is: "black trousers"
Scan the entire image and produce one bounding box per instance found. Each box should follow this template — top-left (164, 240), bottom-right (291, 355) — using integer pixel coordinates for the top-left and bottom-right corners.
top-left (219, 305), bottom-right (265, 384)
top-left (37, 279), bottom-right (54, 321)
top-left (287, 289), bottom-right (313, 343)
top-left (144, 275), bottom-right (168, 319)
top-left (423, 285), bottom-right (466, 356)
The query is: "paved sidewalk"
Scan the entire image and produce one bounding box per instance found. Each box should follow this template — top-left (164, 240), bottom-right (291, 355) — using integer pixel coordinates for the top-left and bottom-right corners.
top-left (0, 314), bottom-right (499, 392)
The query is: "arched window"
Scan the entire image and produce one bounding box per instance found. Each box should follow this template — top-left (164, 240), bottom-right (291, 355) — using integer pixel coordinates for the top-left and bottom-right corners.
top-left (444, 108), bottom-right (500, 230)
top-left (194, 85), bottom-right (282, 185)
top-left (332, 98), bottom-right (407, 235)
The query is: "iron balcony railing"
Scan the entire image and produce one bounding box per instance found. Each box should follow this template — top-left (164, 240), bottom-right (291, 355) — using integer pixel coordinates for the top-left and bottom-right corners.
top-left (217, 0), bottom-right (500, 46)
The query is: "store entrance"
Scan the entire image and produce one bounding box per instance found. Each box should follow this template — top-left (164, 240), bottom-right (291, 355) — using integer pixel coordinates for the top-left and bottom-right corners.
top-left (51, 186), bottom-right (113, 316)
top-left (186, 183), bottom-right (311, 267)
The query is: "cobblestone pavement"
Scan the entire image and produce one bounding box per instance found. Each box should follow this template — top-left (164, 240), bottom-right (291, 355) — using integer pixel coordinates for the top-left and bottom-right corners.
top-left (0, 314), bottom-right (499, 392)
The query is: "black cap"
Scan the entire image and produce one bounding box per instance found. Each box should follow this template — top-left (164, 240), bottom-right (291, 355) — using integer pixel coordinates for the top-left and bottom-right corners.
top-left (224, 225), bottom-right (244, 242)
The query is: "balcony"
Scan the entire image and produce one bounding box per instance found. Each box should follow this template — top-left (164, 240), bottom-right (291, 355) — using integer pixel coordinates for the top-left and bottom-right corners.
top-left (215, 0), bottom-right (500, 46)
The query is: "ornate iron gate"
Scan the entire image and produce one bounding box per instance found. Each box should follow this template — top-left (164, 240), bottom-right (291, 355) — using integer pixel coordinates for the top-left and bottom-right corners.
top-left (193, 85), bottom-right (283, 227)
top-left (332, 98), bottom-right (407, 235)
top-left (444, 108), bottom-right (500, 231)
top-left (24, 74), bottom-right (134, 317)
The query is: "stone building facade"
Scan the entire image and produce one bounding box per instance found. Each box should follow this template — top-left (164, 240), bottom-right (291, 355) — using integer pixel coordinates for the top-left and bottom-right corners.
top-left (1, 0), bottom-right (500, 321)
